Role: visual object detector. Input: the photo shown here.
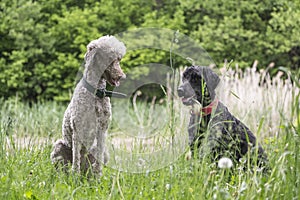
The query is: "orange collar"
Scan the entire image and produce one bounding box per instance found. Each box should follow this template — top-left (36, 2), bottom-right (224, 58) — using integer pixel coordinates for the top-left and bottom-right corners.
top-left (190, 98), bottom-right (219, 116)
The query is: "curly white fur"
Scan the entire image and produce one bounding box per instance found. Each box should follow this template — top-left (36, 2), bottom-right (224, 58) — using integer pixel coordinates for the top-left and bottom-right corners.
top-left (51, 36), bottom-right (126, 175)
top-left (85, 35), bottom-right (126, 65)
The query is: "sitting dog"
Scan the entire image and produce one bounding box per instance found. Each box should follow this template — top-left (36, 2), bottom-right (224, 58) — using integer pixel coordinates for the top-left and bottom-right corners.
top-left (51, 36), bottom-right (126, 175)
top-left (177, 66), bottom-right (268, 169)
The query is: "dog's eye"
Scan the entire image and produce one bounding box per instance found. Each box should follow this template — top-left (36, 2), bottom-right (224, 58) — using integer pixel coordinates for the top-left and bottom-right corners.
top-left (190, 75), bottom-right (199, 84)
top-left (190, 76), bottom-right (196, 82)
top-left (113, 60), bottom-right (120, 66)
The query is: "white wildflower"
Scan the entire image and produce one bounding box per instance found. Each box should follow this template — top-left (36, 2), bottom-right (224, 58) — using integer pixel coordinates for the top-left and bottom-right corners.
top-left (165, 183), bottom-right (171, 190)
top-left (218, 157), bottom-right (233, 169)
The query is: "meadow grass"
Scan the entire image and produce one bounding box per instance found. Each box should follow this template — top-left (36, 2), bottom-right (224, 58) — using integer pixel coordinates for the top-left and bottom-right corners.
top-left (0, 66), bottom-right (299, 199)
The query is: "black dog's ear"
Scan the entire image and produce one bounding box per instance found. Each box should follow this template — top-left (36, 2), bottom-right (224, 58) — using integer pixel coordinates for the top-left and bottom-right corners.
top-left (200, 66), bottom-right (220, 95)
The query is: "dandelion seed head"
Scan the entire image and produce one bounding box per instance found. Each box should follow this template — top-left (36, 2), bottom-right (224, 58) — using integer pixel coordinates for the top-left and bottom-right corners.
top-left (218, 157), bottom-right (233, 169)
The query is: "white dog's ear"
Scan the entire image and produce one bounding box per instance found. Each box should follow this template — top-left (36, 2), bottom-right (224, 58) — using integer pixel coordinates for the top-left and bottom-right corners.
top-left (83, 48), bottom-right (116, 82)
top-left (89, 48), bottom-right (117, 70)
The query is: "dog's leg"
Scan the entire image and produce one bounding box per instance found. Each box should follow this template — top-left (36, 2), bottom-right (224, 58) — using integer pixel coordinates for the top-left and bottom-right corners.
top-left (72, 134), bottom-right (82, 173)
top-left (50, 139), bottom-right (72, 168)
top-left (88, 142), bottom-right (101, 175)
top-left (91, 139), bottom-right (109, 165)
top-left (93, 129), bottom-right (107, 176)
top-left (52, 109), bottom-right (73, 168)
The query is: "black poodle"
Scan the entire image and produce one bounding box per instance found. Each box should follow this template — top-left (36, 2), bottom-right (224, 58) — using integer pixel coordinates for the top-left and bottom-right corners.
top-left (178, 66), bottom-right (268, 169)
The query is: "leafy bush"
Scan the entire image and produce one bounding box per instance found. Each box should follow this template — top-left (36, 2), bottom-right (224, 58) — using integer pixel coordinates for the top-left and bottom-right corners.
top-left (0, 0), bottom-right (299, 101)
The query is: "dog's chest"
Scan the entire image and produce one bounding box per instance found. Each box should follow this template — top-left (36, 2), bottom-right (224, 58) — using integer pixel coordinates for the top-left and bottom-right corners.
top-left (94, 98), bottom-right (111, 129)
top-left (95, 98), bottom-right (111, 118)
top-left (188, 114), bottom-right (210, 145)
top-left (95, 79), bottom-right (111, 118)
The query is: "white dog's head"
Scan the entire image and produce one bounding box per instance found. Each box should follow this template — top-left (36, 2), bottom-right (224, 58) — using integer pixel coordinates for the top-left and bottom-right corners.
top-left (85, 35), bottom-right (126, 61)
top-left (84, 36), bottom-right (126, 86)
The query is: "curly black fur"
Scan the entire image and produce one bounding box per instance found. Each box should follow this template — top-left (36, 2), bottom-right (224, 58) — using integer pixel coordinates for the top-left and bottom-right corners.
top-left (178, 66), bottom-right (268, 169)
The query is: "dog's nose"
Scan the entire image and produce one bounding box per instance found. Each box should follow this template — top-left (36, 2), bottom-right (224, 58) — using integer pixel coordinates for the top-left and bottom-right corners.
top-left (119, 74), bottom-right (126, 80)
top-left (177, 87), bottom-right (184, 97)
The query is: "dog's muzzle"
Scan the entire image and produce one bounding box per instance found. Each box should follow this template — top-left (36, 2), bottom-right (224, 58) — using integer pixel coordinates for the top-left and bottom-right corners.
top-left (177, 87), bottom-right (195, 106)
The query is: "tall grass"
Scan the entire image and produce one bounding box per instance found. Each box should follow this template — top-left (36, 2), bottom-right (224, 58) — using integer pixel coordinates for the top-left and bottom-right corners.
top-left (217, 63), bottom-right (298, 138)
top-left (107, 71), bottom-right (189, 173)
top-left (0, 66), bottom-right (299, 199)
top-left (0, 99), bottom-right (64, 150)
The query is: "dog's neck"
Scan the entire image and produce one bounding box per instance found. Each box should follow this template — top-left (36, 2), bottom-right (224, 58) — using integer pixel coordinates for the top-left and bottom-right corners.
top-left (97, 78), bottom-right (106, 89)
top-left (197, 85), bottom-right (216, 107)
top-left (191, 97), bottom-right (218, 116)
top-left (83, 74), bottom-right (106, 90)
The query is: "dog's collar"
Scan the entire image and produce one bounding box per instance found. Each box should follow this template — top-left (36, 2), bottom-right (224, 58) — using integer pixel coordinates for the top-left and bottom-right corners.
top-left (190, 98), bottom-right (219, 116)
top-left (81, 77), bottom-right (127, 98)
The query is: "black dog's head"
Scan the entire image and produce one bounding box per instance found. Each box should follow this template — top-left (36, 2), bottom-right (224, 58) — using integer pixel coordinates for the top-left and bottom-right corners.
top-left (177, 66), bottom-right (220, 106)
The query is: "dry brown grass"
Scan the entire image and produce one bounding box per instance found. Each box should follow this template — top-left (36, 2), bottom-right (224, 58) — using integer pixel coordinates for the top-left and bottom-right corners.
top-left (216, 61), bottom-right (299, 138)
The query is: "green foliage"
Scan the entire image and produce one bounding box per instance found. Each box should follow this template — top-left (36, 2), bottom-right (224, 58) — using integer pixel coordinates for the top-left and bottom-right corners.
top-left (183, 0), bottom-right (300, 69)
top-left (0, 0), bottom-right (299, 101)
top-left (0, 0), bottom-right (53, 101)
